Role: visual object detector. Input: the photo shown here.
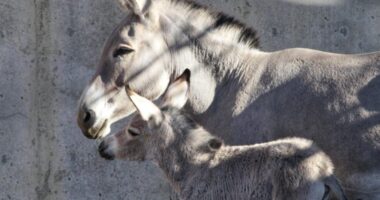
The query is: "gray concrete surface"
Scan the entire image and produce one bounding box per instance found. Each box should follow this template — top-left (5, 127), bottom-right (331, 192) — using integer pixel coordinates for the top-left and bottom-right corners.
top-left (0, 0), bottom-right (379, 199)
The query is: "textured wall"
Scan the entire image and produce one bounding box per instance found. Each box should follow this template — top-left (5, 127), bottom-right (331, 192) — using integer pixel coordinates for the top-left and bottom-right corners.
top-left (0, 0), bottom-right (379, 199)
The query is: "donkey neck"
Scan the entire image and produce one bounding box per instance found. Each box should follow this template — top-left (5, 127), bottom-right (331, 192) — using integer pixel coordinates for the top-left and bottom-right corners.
top-left (151, 123), bottom-right (214, 195)
top-left (159, 2), bottom-right (266, 114)
top-left (153, 145), bottom-right (201, 195)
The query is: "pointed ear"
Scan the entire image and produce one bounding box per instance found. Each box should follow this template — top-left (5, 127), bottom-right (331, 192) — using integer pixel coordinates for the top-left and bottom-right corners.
top-left (162, 69), bottom-right (191, 109)
top-left (126, 85), bottom-right (163, 127)
top-left (117, 0), bottom-right (153, 15)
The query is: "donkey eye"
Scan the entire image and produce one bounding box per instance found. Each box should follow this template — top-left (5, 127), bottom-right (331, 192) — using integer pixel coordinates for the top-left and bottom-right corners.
top-left (113, 47), bottom-right (134, 58)
top-left (128, 128), bottom-right (140, 137)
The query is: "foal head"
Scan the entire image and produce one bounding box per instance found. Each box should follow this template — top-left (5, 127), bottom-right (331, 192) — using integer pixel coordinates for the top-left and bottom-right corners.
top-left (98, 69), bottom-right (223, 161)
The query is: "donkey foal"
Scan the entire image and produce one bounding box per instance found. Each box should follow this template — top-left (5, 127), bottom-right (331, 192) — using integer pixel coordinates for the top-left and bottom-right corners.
top-left (99, 70), bottom-right (346, 200)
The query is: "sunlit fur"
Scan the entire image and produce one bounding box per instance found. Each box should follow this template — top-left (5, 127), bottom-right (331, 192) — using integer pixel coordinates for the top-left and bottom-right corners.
top-left (101, 106), bottom-right (346, 200)
top-left (79, 0), bottom-right (380, 198)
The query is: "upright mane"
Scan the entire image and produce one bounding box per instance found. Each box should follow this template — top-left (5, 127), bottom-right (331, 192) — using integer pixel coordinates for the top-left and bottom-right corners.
top-left (167, 0), bottom-right (260, 49)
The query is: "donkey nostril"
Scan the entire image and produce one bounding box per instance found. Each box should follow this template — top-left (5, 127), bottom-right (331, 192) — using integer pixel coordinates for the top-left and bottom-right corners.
top-left (83, 111), bottom-right (91, 123)
top-left (77, 107), bottom-right (98, 137)
top-left (81, 109), bottom-right (96, 128)
top-left (98, 141), bottom-right (115, 160)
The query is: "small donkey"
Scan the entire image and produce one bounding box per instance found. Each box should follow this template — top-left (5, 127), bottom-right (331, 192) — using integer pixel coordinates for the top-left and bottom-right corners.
top-left (98, 70), bottom-right (347, 200)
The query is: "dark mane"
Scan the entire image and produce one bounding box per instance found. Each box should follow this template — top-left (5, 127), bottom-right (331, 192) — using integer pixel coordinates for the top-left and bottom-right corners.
top-left (169, 0), bottom-right (260, 48)
top-left (161, 106), bottom-right (199, 134)
top-left (214, 14), bottom-right (260, 48)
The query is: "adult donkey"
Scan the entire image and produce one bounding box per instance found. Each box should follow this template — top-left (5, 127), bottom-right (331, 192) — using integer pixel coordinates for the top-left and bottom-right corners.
top-left (77, 0), bottom-right (380, 199)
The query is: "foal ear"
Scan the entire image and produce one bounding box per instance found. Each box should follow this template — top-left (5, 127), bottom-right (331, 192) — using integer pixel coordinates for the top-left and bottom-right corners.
top-left (162, 69), bottom-right (191, 109)
top-left (126, 86), bottom-right (163, 127)
top-left (118, 0), bottom-right (153, 16)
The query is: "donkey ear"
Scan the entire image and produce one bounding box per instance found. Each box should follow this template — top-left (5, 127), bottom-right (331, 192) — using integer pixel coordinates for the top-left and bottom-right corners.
top-left (126, 86), bottom-right (163, 127)
top-left (117, 0), bottom-right (153, 15)
top-left (162, 69), bottom-right (191, 109)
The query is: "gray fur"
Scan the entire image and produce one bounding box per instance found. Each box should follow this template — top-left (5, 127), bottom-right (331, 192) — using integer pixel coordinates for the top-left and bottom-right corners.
top-left (78, 0), bottom-right (380, 198)
top-left (100, 106), bottom-right (347, 200)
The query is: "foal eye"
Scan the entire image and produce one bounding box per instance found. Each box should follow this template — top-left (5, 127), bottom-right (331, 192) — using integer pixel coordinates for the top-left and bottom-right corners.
top-left (128, 128), bottom-right (140, 137)
top-left (113, 47), bottom-right (134, 58)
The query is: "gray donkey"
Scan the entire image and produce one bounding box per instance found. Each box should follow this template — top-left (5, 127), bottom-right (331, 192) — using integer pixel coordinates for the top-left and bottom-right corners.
top-left (99, 70), bottom-right (346, 200)
top-left (77, 1), bottom-right (380, 198)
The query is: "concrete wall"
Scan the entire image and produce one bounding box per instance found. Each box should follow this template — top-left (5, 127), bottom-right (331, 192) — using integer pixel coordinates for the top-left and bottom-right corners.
top-left (0, 0), bottom-right (379, 199)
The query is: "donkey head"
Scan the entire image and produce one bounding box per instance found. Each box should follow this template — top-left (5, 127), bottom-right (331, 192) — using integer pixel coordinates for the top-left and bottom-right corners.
top-left (98, 69), bottom-right (223, 161)
top-left (77, 0), bottom-right (172, 139)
